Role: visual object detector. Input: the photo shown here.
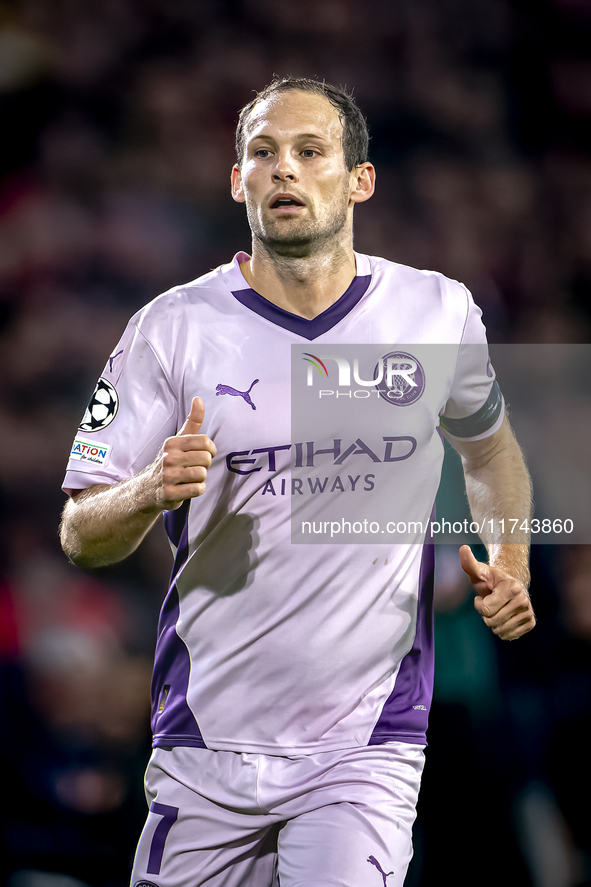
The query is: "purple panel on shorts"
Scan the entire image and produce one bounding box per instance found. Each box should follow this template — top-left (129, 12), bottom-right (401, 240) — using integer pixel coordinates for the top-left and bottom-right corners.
top-left (231, 275), bottom-right (371, 340)
top-left (152, 501), bottom-right (207, 748)
top-left (368, 529), bottom-right (435, 747)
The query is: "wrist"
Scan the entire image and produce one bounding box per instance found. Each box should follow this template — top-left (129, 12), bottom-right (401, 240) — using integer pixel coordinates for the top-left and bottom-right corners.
top-left (488, 543), bottom-right (531, 588)
top-left (131, 462), bottom-right (168, 515)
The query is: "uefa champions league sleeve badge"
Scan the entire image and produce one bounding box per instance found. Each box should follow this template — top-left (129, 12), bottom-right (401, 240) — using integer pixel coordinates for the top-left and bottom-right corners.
top-left (79, 378), bottom-right (119, 432)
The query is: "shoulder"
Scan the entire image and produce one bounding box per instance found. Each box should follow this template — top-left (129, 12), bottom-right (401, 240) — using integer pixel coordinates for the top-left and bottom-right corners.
top-left (364, 253), bottom-right (469, 297)
top-left (131, 260), bottom-right (235, 342)
top-left (362, 253), bottom-right (474, 318)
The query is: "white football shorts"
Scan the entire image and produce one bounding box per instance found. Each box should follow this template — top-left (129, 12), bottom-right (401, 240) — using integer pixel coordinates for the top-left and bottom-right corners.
top-left (130, 741), bottom-right (424, 887)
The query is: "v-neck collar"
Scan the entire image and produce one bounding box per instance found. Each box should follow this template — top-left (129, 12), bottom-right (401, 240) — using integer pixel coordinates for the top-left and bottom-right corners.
top-left (222, 252), bottom-right (372, 341)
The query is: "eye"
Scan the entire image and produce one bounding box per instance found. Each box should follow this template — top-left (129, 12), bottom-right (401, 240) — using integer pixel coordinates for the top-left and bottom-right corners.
top-left (301, 149), bottom-right (317, 158)
top-left (254, 148), bottom-right (271, 158)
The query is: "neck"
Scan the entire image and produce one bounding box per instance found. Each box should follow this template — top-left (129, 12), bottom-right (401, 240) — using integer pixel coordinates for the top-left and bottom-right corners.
top-left (239, 238), bottom-right (357, 320)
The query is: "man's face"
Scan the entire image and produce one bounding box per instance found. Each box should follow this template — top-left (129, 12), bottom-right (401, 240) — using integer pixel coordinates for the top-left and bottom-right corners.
top-left (232, 90), bottom-right (370, 258)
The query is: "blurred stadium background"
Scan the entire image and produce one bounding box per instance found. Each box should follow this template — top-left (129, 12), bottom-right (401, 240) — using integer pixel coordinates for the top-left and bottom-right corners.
top-left (0, 0), bottom-right (589, 885)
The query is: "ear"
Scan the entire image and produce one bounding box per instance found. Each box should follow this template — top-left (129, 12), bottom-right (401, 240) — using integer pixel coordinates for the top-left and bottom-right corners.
top-left (349, 162), bottom-right (376, 204)
top-left (231, 165), bottom-right (246, 204)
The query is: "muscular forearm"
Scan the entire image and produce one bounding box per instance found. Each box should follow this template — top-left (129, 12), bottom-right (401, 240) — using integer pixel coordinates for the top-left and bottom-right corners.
top-left (60, 396), bottom-right (216, 570)
top-left (454, 418), bottom-right (533, 587)
top-left (60, 468), bottom-right (164, 569)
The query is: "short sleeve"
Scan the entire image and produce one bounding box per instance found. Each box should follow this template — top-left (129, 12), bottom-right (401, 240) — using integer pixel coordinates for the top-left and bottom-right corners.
top-left (62, 316), bottom-right (180, 492)
top-left (440, 286), bottom-right (505, 442)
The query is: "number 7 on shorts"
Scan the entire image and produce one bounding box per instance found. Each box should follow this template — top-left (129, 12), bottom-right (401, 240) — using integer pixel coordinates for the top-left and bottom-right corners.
top-left (147, 801), bottom-right (179, 875)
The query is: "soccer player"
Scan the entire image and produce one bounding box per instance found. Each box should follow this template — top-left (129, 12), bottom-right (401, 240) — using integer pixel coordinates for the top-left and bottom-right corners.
top-left (60, 78), bottom-right (536, 887)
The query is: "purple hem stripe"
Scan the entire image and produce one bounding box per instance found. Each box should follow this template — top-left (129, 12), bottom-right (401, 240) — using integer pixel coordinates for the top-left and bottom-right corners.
top-left (231, 275), bottom-right (371, 340)
top-left (153, 736), bottom-right (208, 749)
top-left (369, 732), bottom-right (428, 746)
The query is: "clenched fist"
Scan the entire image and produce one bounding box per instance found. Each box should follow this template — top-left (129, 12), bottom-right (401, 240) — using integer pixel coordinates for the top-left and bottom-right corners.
top-left (159, 396), bottom-right (217, 509)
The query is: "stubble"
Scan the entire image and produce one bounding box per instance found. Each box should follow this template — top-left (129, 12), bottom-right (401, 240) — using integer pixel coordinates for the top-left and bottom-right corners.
top-left (246, 179), bottom-right (351, 262)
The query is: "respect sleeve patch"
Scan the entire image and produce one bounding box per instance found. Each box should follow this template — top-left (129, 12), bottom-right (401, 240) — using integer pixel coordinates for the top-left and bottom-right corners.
top-left (70, 435), bottom-right (111, 466)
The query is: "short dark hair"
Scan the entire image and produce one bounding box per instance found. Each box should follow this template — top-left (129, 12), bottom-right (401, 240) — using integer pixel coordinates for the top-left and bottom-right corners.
top-left (235, 76), bottom-right (369, 172)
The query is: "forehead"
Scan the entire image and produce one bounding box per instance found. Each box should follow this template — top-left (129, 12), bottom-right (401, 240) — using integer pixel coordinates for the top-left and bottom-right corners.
top-left (243, 90), bottom-right (343, 147)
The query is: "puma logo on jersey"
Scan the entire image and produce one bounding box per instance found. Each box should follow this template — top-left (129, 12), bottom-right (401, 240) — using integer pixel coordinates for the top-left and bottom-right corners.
top-left (367, 855), bottom-right (394, 885)
top-left (216, 379), bottom-right (259, 410)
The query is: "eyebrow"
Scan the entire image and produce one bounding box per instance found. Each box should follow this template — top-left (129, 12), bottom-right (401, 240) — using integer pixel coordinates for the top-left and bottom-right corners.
top-left (249, 132), bottom-right (331, 143)
top-left (294, 133), bottom-right (331, 141)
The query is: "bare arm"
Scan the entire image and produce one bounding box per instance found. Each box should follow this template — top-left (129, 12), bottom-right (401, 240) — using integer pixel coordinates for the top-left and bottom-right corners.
top-left (445, 415), bottom-right (536, 640)
top-left (60, 397), bottom-right (216, 569)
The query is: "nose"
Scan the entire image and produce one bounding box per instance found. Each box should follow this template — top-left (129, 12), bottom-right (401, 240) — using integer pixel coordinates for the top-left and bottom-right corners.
top-left (273, 150), bottom-right (297, 182)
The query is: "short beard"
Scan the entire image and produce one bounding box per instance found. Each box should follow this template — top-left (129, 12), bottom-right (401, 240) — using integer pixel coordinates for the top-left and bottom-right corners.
top-left (246, 186), bottom-right (350, 260)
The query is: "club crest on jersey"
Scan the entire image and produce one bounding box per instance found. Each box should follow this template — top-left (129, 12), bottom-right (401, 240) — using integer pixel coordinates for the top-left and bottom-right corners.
top-left (216, 379), bottom-right (258, 410)
top-left (302, 351), bottom-right (425, 406)
top-left (375, 351), bottom-right (425, 406)
top-left (79, 378), bottom-right (119, 432)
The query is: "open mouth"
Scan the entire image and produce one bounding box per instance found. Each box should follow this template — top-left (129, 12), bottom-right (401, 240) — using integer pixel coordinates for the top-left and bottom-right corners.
top-left (270, 195), bottom-right (305, 209)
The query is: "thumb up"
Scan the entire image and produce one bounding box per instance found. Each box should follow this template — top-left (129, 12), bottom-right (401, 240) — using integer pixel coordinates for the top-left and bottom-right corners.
top-left (178, 396), bottom-right (205, 436)
top-left (159, 397), bottom-right (217, 509)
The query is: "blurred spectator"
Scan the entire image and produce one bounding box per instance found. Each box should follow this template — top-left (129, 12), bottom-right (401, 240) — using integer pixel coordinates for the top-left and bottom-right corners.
top-left (0, 544), bottom-right (153, 885)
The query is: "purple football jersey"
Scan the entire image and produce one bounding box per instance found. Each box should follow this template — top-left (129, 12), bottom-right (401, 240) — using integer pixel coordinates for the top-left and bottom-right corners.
top-left (63, 252), bottom-right (502, 754)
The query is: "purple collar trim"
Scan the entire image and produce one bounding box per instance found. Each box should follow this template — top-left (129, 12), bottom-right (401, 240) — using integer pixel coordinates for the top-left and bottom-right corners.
top-left (231, 275), bottom-right (371, 340)
top-left (223, 252), bottom-right (372, 340)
